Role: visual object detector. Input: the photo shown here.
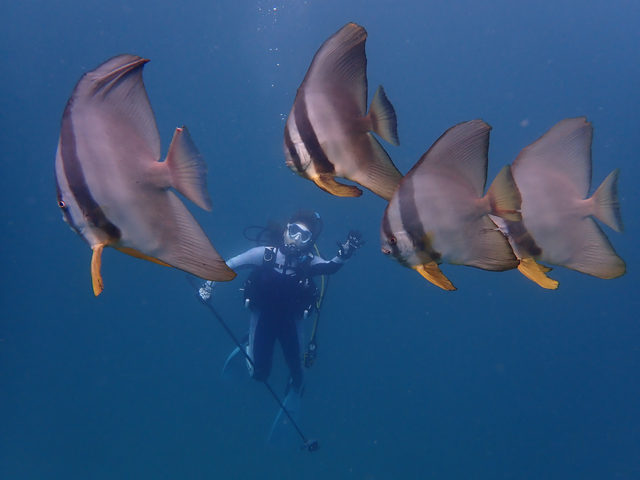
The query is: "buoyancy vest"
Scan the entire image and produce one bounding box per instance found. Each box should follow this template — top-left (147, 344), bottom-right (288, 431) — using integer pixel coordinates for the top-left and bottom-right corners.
top-left (243, 246), bottom-right (318, 317)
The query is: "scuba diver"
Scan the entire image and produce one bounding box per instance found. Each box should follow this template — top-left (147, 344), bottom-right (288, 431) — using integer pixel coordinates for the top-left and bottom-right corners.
top-left (198, 210), bottom-right (364, 439)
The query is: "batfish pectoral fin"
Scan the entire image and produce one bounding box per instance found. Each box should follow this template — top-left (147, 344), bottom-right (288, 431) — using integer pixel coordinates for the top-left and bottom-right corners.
top-left (114, 247), bottom-right (173, 267)
top-left (413, 262), bottom-right (457, 291)
top-left (91, 244), bottom-right (106, 296)
top-left (313, 173), bottom-right (363, 197)
top-left (518, 257), bottom-right (559, 290)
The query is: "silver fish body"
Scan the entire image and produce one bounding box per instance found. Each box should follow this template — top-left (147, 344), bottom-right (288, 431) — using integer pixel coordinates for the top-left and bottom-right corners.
top-left (381, 120), bottom-right (521, 290)
top-left (284, 23), bottom-right (403, 200)
top-left (55, 54), bottom-right (236, 295)
top-left (491, 117), bottom-right (625, 285)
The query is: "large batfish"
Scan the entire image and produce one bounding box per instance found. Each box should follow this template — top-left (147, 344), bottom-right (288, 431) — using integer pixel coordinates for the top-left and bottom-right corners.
top-left (55, 54), bottom-right (236, 296)
top-left (490, 117), bottom-right (625, 287)
top-left (284, 22), bottom-right (403, 201)
top-left (381, 120), bottom-right (521, 291)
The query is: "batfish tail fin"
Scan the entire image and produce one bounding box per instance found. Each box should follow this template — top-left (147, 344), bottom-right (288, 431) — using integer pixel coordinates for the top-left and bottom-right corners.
top-left (166, 126), bottom-right (212, 212)
top-left (486, 165), bottom-right (522, 221)
top-left (313, 173), bottom-right (363, 197)
top-left (91, 244), bottom-right (105, 296)
top-left (591, 169), bottom-right (623, 233)
top-left (368, 85), bottom-right (399, 146)
top-left (413, 262), bottom-right (457, 291)
top-left (517, 257), bottom-right (559, 289)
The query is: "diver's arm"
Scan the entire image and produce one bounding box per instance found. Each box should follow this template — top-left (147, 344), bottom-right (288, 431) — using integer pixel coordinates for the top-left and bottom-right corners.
top-left (309, 255), bottom-right (345, 275)
top-left (225, 247), bottom-right (266, 271)
top-left (308, 230), bottom-right (365, 276)
top-left (199, 247), bottom-right (265, 301)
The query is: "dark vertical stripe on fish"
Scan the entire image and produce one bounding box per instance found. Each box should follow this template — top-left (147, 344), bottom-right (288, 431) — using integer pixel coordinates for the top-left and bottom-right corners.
top-left (398, 176), bottom-right (439, 260)
top-left (60, 101), bottom-right (122, 240)
top-left (381, 208), bottom-right (401, 258)
top-left (294, 95), bottom-right (335, 174)
top-left (55, 174), bottom-right (78, 233)
top-left (284, 124), bottom-right (304, 172)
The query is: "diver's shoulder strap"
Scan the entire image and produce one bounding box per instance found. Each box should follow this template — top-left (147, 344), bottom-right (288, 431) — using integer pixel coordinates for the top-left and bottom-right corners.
top-left (263, 246), bottom-right (277, 266)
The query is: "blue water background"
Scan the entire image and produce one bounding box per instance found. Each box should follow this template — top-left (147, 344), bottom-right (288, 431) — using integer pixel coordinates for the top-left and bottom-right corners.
top-left (1, 1), bottom-right (639, 478)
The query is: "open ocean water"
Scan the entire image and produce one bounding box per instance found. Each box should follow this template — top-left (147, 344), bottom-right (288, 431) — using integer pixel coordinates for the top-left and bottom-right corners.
top-left (1, 1), bottom-right (639, 478)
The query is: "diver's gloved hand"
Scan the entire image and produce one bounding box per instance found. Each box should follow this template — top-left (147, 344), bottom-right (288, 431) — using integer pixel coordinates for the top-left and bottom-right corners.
top-left (198, 281), bottom-right (215, 303)
top-left (337, 230), bottom-right (365, 260)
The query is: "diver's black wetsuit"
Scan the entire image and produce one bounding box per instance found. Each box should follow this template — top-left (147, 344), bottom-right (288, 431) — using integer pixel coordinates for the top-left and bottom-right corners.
top-left (226, 246), bottom-right (344, 391)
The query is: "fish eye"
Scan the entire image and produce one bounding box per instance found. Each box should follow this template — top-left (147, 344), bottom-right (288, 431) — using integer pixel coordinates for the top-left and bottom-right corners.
top-left (388, 236), bottom-right (397, 245)
top-left (58, 200), bottom-right (66, 209)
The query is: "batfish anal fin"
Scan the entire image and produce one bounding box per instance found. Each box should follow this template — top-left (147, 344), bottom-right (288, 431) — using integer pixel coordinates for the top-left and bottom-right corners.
top-left (413, 262), bottom-right (457, 291)
top-left (562, 217), bottom-right (626, 279)
top-left (591, 169), bottom-right (623, 233)
top-left (154, 191), bottom-right (237, 282)
top-left (351, 134), bottom-right (402, 201)
top-left (313, 173), bottom-right (363, 197)
top-left (518, 257), bottom-right (559, 290)
top-left (486, 165), bottom-right (522, 221)
top-left (165, 126), bottom-right (212, 212)
top-left (91, 244), bottom-right (105, 296)
top-left (114, 247), bottom-right (173, 267)
top-left (368, 85), bottom-right (399, 146)
top-left (462, 217), bottom-right (519, 271)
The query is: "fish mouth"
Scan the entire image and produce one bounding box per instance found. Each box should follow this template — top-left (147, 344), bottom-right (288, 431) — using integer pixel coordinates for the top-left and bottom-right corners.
top-left (381, 247), bottom-right (391, 255)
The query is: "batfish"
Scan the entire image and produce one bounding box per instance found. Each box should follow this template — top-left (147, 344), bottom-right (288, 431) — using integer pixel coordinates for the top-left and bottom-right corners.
top-left (55, 54), bottom-right (236, 296)
top-left (381, 120), bottom-right (521, 291)
top-left (284, 22), bottom-right (403, 201)
top-left (490, 117), bottom-right (625, 287)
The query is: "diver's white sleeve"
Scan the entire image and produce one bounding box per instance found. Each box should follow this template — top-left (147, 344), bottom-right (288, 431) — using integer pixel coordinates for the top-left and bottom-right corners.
top-left (201, 247), bottom-right (265, 297)
top-left (225, 246), bottom-right (266, 270)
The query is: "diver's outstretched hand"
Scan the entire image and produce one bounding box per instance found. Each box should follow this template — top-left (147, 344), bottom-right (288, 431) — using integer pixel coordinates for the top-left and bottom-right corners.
top-left (198, 281), bottom-right (215, 303)
top-left (337, 230), bottom-right (365, 260)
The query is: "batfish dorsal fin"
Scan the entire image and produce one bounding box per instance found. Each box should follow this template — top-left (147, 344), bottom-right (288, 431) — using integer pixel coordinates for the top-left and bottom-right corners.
top-left (411, 120), bottom-right (491, 197)
top-left (80, 55), bottom-right (161, 162)
top-left (165, 126), bottom-right (212, 212)
top-left (304, 22), bottom-right (368, 115)
top-left (513, 117), bottom-right (593, 198)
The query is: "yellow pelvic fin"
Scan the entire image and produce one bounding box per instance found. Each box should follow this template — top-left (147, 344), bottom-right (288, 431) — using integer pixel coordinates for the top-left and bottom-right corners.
top-left (517, 258), bottom-right (559, 290)
top-left (115, 247), bottom-right (173, 267)
top-left (313, 173), bottom-right (363, 197)
top-left (91, 244), bottom-right (105, 296)
top-left (413, 262), bottom-right (457, 291)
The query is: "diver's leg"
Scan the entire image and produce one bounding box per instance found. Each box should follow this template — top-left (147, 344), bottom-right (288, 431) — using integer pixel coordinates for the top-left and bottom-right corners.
top-left (249, 309), bottom-right (276, 382)
top-left (278, 314), bottom-right (304, 392)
